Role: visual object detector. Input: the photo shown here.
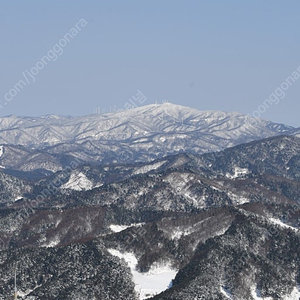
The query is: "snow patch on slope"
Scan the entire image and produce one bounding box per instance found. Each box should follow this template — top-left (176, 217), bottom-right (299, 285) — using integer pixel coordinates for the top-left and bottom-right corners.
top-left (220, 286), bottom-right (233, 299)
top-left (269, 218), bottom-right (298, 232)
top-left (109, 223), bottom-right (145, 233)
top-left (214, 225), bottom-right (231, 237)
top-left (252, 285), bottom-right (300, 300)
top-left (226, 167), bottom-right (249, 179)
top-left (0, 145), bottom-right (5, 168)
top-left (62, 172), bottom-right (93, 191)
top-left (134, 160), bottom-right (166, 175)
top-left (107, 249), bottom-right (177, 300)
top-left (227, 191), bottom-right (250, 205)
top-left (250, 286), bottom-right (273, 300)
top-left (170, 218), bottom-right (212, 239)
top-left (282, 286), bottom-right (300, 300)
top-left (18, 285), bottom-right (41, 298)
top-left (42, 236), bottom-right (60, 248)
top-left (14, 196), bottom-right (23, 202)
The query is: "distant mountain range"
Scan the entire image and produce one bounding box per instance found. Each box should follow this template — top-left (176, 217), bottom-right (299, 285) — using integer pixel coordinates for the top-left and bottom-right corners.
top-left (0, 103), bottom-right (296, 173)
top-left (0, 103), bottom-right (293, 147)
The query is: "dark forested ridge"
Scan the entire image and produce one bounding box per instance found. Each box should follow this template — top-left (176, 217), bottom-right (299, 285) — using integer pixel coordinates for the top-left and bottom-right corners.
top-left (0, 135), bottom-right (300, 299)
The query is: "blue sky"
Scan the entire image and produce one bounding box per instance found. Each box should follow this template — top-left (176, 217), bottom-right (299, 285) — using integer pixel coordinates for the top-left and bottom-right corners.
top-left (1, 1), bottom-right (300, 126)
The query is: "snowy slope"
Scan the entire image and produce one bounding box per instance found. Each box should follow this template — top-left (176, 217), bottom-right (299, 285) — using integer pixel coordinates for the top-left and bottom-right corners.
top-left (0, 103), bottom-right (295, 168)
top-left (107, 249), bottom-right (177, 300)
top-left (61, 172), bottom-right (93, 191)
top-left (0, 103), bottom-right (292, 147)
top-left (251, 285), bottom-right (300, 300)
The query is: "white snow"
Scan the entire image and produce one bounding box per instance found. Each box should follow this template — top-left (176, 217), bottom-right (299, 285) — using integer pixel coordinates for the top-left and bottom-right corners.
top-left (171, 228), bottom-right (191, 240)
top-left (226, 167), bottom-right (249, 179)
top-left (251, 285), bottom-right (300, 300)
top-left (214, 225), bottom-right (231, 237)
top-left (0, 146), bottom-right (5, 168)
top-left (109, 223), bottom-right (145, 233)
top-left (220, 286), bottom-right (233, 299)
top-left (14, 197), bottom-right (23, 202)
top-left (134, 161), bottom-right (166, 175)
top-left (282, 286), bottom-right (300, 300)
top-left (227, 191), bottom-right (250, 205)
top-left (0, 104), bottom-right (289, 165)
top-left (18, 286), bottom-right (41, 299)
top-left (170, 217), bottom-right (212, 239)
top-left (62, 172), bottom-right (93, 191)
top-left (107, 249), bottom-right (177, 300)
top-left (42, 236), bottom-right (60, 248)
top-left (163, 173), bottom-right (193, 192)
top-left (109, 224), bottom-right (132, 233)
top-left (18, 289), bottom-right (37, 298)
top-left (250, 286), bottom-right (273, 300)
top-left (211, 185), bottom-right (223, 192)
top-left (269, 217), bottom-right (298, 232)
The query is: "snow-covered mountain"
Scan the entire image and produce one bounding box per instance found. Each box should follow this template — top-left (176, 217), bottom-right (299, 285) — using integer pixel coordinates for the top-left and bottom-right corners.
top-left (1, 105), bottom-right (300, 299)
top-left (0, 103), bottom-right (295, 171)
top-left (0, 103), bottom-right (293, 147)
top-left (0, 135), bottom-right (300, 299)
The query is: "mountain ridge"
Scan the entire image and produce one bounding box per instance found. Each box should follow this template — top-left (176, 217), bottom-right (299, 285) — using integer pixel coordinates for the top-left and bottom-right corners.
top-left (0, 105), bottom-right (300, 299)
top-left (0, 103), bottom-right (296, 172)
